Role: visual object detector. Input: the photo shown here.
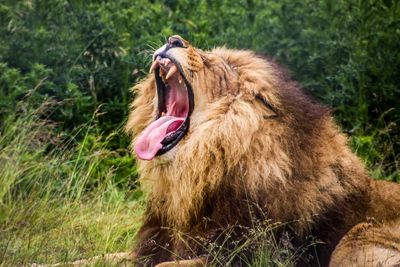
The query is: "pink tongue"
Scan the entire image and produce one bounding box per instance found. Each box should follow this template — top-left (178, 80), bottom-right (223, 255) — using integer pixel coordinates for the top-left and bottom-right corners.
top-left (134, 116), bottom-right (184, 160)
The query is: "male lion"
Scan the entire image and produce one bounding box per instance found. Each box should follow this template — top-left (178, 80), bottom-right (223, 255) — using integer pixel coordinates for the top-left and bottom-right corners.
top-left (126, 35), bottom-right (400, 267)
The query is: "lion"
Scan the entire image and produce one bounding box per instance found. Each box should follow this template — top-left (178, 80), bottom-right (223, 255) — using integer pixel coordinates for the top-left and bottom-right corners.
top-left (125, 35), bottom-right (400, 267)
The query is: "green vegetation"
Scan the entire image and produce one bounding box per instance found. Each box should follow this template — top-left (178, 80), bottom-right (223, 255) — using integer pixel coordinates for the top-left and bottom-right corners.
top-left (0, 101), bottom-right (143, 266)
top-left (0, 0), bottom-right (398, 265)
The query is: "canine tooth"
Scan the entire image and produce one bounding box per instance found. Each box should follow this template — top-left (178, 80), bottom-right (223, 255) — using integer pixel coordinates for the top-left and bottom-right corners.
top-left (178, 76), bottom-right (183, 84)
top-left (166, 65), bottom-right (178, 80)
top-left (149, 60), bottom-right (159, 73)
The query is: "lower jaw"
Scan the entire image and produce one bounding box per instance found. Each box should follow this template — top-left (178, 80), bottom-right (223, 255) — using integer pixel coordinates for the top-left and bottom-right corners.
top-left (155, 117), bottom-right (190, 156)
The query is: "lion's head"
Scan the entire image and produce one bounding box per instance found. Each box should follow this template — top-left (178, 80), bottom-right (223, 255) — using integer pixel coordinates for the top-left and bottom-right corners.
top-left (126, 35), bottom-right (363, 229)
top-left (128, 35), bottom-right (285, 161)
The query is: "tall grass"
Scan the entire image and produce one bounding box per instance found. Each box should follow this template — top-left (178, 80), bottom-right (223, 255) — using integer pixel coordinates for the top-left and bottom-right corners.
top-left (0, 101), bottom-right (143, 266)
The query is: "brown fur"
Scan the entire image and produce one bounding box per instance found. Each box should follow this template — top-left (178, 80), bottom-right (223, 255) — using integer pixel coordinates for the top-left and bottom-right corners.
top-left (330, 220), bottom-right (400, 267)
top-left (126, 36), bottom-right (400, 267)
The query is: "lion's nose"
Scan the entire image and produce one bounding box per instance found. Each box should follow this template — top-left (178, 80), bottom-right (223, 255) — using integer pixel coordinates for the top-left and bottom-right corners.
top-left (168, 35), bottom-right (185, 48)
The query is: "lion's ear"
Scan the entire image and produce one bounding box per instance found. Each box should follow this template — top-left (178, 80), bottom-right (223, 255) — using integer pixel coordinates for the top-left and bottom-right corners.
top-left (255, 94), bottom-right (278, 118)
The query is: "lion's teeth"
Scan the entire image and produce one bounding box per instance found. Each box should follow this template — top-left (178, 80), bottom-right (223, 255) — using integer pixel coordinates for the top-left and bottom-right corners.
top-left (149, 60), bottom-right (159, 73)
top-left (178, 76), bottom-right (182, 84)
top-left (166, 65), bottom-right (178, 80)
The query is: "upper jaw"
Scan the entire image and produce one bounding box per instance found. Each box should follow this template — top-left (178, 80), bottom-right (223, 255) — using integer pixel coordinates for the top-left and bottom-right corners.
top-left (150, 53), bottom-right (194, 119)
top-left (150, 56), bottom-right (180, 82)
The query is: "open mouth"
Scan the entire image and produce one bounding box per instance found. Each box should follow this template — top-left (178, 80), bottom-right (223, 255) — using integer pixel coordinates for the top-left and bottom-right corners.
top-left (134, 55), bottom-right (194, 160)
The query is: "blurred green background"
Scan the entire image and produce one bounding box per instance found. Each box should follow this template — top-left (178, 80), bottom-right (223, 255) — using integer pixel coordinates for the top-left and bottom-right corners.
top-left (0, 0), bottom-right (399, 265)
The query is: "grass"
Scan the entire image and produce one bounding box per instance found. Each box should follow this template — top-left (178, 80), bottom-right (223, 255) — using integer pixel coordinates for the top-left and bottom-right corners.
top-left (1, 199), bottom-right (142, 266)
top-left (0, 101), bottom-right (144, 266)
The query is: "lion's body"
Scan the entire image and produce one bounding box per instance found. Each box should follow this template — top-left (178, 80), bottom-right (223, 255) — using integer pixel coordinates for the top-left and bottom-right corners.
top-left (126, 38), bottom-right (400, 266)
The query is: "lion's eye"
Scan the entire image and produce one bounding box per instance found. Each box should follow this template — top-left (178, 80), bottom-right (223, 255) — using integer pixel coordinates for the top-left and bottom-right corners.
top-left (171, 39), bottom-right (184, 48)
